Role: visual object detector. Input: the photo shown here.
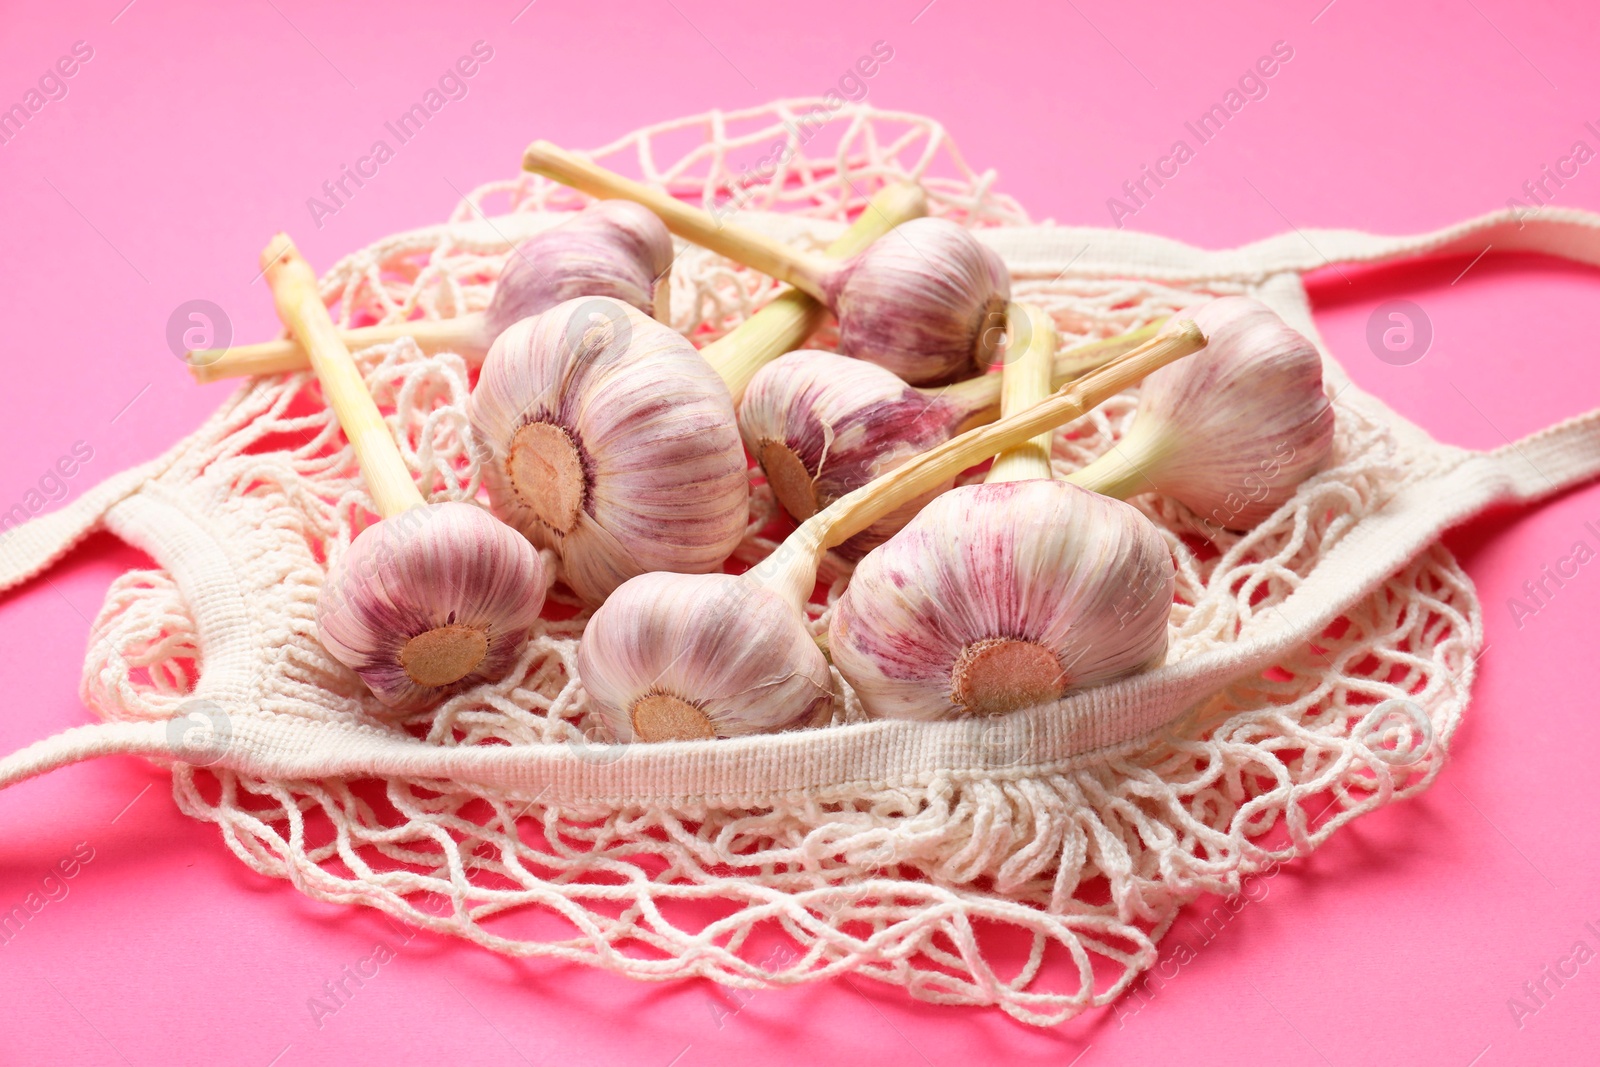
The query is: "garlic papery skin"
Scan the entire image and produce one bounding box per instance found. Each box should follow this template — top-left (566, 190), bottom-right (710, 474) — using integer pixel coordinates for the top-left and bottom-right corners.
top-left (701, 182), bottom-right (929, 404)
top-left (738, 350), bottom-right (976, 557)
top-left (522, 141), bottom-right (1008, 386)
top-left (739, 322), bottom-right (1169, 557)
top-left (483, 199), bottom-right (674, 338)
top-left (577, 318), bottom-right (1206, 741)
top-left (190, 200), bottom-right (674, 383)
top-left (821, 216), bottom-right (1011, 384)
top-left (827, 481), bottom-right (1175, 721)
top-left (1066, 296), bottom-right (1334, 532)
top-left (828, 303), bottom-right (1175, 722)
top-left (318, 502), bottom-right (550, 711)
top-left (577, 571), bottom-right (833, 742)
top-left (469, 297), bottom-right (748, 604)
top-left (262, 233), bottom-right (549, 713)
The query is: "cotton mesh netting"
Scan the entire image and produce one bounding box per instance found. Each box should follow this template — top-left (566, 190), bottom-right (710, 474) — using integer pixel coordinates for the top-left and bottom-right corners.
top-left (74, 101), bottom-right (1472, 1025)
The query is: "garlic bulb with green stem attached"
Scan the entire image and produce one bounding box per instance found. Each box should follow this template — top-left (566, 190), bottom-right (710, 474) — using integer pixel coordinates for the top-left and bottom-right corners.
top-left (524, 140), bottom-right (1009, 385)
top-left (739, 322), bottom-right (1163, 556)
top-left (261, 233), bottom-right (549, 712)
top-left (577, 316), bottom-right (1207, 742)
top-left (191, 200), bottom-right (674, 382)
top-left (1065, 296), bottom-right (1334, 533)
top-left (464, 184), bottom-right (929, 604)
top-left (828, 304), bottom-right (1177, 722)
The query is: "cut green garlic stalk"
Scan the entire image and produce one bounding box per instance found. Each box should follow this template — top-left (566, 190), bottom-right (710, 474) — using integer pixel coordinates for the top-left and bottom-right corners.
top-left (192, 201), bottom-right (674, 382)
top-left (262, 234), bottom-right (548, 713)
top-left (1065, 296), bottom-right (1334, 532)
top-left (524, 140), bottom-right (1008, 385)
top-left (828, 304), bottom-right (1177, 721)
top-left (577, 317), bottom-right (1207, 742)
top-left (462, 186), bottom-right (927, 605)
top-left (738, 321), bottom-right (1162, 556)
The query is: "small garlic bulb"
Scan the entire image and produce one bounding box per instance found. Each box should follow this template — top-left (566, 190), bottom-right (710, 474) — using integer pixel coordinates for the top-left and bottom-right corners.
top-left (577, 571), bottom-right (832, 742)
top-left (576, 316), bottom-right (1207, 740)
top-left (188, 199), bottom-right (674, 382)
top-left (740, 323), bottom-right (1164, 557)
top-left (318, 502), bottom-right (550, 711)
top-left (469, 297), bottom-right (748, 604)
top-left (1068, 296), bottom-right (1333, 531)
top-left (738, 350), bottom-right (973, 556)
top-left (827, 481), bottom-right (1174, 721)
top-left (522, 142), bottom-right (1009, 385)
top-left (484, 199), bottom-right (674, 337)
top-left (822, 217), bottom-right (1012, 383)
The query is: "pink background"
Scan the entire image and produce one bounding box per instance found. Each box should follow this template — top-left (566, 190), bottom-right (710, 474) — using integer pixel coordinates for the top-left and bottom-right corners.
top-left (2, 0), bottom-right (1598, 1063)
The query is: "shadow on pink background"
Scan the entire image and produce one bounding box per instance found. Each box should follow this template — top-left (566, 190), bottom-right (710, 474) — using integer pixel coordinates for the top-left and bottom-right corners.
top-left (2, 1), bottom-right (1598, 1064)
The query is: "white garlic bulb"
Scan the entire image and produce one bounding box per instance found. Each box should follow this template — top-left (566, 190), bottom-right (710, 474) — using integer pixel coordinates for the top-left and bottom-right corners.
top-left (469, 297), bottom-right (748, 605)
top-left (830, 303), bottom-right (1176, 721)
top-left (522, 141), bottom-right (1010, 385)
top-left (317, 502), bottom-right (550, 711)
top-left (1067, 296), bottom-right (1334, 531)
top-left (190, 199), bottom-right (674, 382)
top-left (261, 233), bottom-right (549, 713)
top-left (740, 324), bottom-right (1164, 557)
top-left (576, 316), bottom-right (1207, 740)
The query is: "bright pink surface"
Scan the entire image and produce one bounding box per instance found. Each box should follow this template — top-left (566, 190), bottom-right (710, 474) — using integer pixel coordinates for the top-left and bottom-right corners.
top-left (3, 1), bottom-right (1599, 1063)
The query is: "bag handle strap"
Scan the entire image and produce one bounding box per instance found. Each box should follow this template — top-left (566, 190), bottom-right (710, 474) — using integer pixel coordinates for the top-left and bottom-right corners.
top-left (0, 455), bottom-right (175, 596)
top-left (1230, 206), bottom-right (1600, 278)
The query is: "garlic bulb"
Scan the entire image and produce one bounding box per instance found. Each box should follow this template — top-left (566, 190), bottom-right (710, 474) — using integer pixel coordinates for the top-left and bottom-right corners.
top-left (190, 200), bottom-right (673, 382)
top-left (740, 324), bottom-right (1163, 556)
top-left (317, 502), bottom-right (549, 711)
top-left (523, 141), bottom-right (1009, 385)
top-left (828, 305), bottom-right (1176, 721)
top-left (261, 233), bottom-right (549, 711)
top-left (576, 317), bottom-right (1207, 741)
top-left (483, 199), bottom-right (673, 337)
top-left (469, 298), bottom-right (749, 605)
top-left (1066, 296), bottom-right (1334, 532)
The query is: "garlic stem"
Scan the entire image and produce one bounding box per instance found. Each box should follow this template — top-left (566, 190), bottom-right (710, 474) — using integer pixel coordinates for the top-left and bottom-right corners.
top-left (701, 182), bottom-right (928, 403)
top-left (747, 318), bottom-right (1207, 594)
top-left (261, 233), bottom-right (425, 518)
top-left (189, 316), bottom-right (493, 384)
top-left (934, 319), bottom-right (1166, 429)
top-left (984, 303), bottom-right (1058, 484)
top-left (1063, 430), bottom-right (1176, 500)
top-left (523, 139), bottom-right (835, 297)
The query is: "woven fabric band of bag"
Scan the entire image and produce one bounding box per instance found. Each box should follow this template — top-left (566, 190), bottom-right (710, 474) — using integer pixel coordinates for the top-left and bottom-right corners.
top-left (2, 103), bottom-right (1599, 1026)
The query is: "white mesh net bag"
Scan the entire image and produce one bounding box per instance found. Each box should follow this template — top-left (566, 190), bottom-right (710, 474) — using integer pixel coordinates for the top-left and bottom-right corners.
top-left (4, 101), bottom-right (1600, 1026)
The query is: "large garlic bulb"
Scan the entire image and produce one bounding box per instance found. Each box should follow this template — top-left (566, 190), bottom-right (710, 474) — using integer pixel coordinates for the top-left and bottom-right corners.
top-left (577, 571), bottom-right (832, 742)
top-left (521, 142), bottom-right (1010, 385)
top-left (260, 233), bottom-right (549, 713)
top-left (829, 303), bottom-right (1177, 722)
top-left (469, 298), bottom-right (748, 604)
top-left (576, 316), bottom-right (1207, 740)
top-left (1068, 296), bottom-right (1334, 531)
top-left (318, 502), bottom-right (550, 711)
top-left (740, 325), bottom-right (1162, 556)
top-left (827, 481), bottom-right (1174, 721)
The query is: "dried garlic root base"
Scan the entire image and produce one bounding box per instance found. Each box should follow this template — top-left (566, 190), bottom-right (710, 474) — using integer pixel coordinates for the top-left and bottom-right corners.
top-left (262, 233), bottom-right (548, 713)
